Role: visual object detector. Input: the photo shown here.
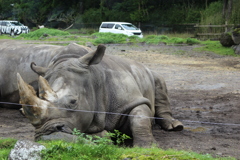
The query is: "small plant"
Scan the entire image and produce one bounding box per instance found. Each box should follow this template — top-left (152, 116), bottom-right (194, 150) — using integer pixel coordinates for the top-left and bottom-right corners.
top-left (108, 130), bottom-right (131, 145)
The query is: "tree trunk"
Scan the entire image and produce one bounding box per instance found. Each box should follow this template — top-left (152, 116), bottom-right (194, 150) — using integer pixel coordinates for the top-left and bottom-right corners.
top-left (223, 0), bottom-right (232, 21)
top-left (227, 0), bottom-right (232, 20)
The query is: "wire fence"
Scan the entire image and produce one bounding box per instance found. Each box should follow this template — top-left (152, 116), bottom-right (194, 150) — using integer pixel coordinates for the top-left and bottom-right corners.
top-left (1, 101), bottom-right (240, 127)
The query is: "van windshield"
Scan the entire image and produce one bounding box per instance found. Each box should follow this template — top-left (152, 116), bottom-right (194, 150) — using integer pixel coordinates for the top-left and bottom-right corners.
top-left (10, 21), bottom-right (23, 26)
top-left (121, 24), bottom-right (138, 30)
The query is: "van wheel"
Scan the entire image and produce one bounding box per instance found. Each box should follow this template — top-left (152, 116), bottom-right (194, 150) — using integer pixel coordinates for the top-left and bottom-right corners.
top-left (10, 31), bottom-right (15, 37)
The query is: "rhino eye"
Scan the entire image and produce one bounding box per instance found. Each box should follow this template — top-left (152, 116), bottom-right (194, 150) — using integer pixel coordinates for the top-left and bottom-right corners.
top-left (70, 99), bottom-right (77, 104)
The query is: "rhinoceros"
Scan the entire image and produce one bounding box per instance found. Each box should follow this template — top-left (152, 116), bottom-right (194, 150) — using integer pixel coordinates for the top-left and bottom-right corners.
top-left (16, 43), bottom-right (183, 147)
top-left (0, 40), bottom-right (91, 108)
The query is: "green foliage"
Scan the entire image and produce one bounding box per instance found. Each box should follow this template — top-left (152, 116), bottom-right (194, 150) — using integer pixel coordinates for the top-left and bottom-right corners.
top-left (230, 0), bottom-right (240, 24)
top-left (108, 130), bottom-right (131, 145)
top-left (201, 1), bottom-right (223, 23)
top-left (0, 138), bottom-right (17, 159)
top-left (81, 8), bottom-right (103, 24)
top-left (17, 28), bottom-right (70, 40)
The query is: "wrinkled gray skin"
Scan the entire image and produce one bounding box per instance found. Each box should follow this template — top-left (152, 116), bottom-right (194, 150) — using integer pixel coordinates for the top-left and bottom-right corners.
top-left (17, 43), bottom-right (183, 147)
top-left (0, 40), bottom-right (90, 108)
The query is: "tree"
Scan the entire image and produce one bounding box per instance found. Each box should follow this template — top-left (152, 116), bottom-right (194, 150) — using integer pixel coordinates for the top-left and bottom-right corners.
top-left (129, 0), bottom-right (150, 27)
top-left (223, 0), bottom-right (233, 22)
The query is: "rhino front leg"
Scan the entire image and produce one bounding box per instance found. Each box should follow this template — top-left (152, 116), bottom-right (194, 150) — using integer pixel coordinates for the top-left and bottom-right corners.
top-left (129, 104), bottom-right (157, 147)
top-left (153, 73), bottom-right (183, 131)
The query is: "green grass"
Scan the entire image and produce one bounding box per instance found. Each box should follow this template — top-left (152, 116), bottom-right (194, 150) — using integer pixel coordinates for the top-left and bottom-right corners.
top-left (91, 32), bottom-right (140, 45)
top-left (0, 35), bottom-right (15, 39)
top-left (196, 40), bottom-right (236, 56)
top-left (0, 137), bottom-right (235, 160)
top-left (0, 138), bottom-right (17, 159)
top-left (17, 28), bottom-right (70, 40)
top-left (0, 28), bottom-right (237, 56)
top-left (139, 35), bottom-right (201, 45)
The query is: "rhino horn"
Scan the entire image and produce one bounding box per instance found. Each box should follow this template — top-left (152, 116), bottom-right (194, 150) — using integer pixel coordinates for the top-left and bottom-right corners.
top-left (38, 76), bottom-right (58, 102)
top-left (79, 44), bottom-right (106, 66)
top-left (31, 62), bottom-right (48, 76)
top-left (17, 73), bottom-right (47, 126)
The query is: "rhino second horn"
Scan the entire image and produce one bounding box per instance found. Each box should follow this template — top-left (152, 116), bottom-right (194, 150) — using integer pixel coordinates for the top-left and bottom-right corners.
top-left (17, 73), bottom-right (45, 125)
top-left (38, 76), bottom-right (58, 102)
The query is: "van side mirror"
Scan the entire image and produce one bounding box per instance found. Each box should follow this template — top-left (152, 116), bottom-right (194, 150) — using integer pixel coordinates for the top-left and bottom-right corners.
top-left (118, 27), bottom-right (122, 30)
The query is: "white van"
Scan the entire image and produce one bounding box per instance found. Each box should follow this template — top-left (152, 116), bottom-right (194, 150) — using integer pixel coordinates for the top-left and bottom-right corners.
top-left (0, 20), bottom-right (29, 36)
top-left (99, 22), bottom-right (143, 38)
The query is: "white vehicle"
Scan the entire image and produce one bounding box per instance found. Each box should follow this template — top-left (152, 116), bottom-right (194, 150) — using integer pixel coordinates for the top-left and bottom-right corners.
top-left (99, 22), bottom-right (143, 38)
top-left (0, 20), bottom-right (30, 36)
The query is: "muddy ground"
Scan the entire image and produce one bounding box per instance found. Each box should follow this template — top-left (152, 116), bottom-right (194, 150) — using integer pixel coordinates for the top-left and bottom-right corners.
top-left (0, 42), bottom-right (240, 159)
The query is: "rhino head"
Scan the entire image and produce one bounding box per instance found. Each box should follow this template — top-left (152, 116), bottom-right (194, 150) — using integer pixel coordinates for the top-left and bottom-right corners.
top-left (17, 45), bottom-right (106, 140)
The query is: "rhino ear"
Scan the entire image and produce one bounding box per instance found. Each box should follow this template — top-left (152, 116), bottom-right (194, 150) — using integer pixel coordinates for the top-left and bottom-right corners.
top-left (79, 44), bottom-right (106, 66)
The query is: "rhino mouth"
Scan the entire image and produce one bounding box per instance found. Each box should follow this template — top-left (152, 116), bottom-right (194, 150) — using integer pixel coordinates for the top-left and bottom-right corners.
top-left (35, 120), bottom-right (73, 141)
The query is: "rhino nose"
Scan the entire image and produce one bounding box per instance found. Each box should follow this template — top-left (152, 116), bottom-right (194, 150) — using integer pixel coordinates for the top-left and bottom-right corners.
top-left (55, 124), bottom-right (72, 134)
top-left (56, 125), bottom-right (65, 132)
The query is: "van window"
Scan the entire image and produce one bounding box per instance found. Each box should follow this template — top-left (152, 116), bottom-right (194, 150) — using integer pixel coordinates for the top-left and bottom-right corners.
top-left (115, 24), bottom-right (123, 30)
top-left (122, 24), bottom-right (138, 30)
top-left (101, 23), bottom-right (114, 29)
top-left (10, 21), bottom-right (23, 26)
top-left (2, 22), bottom-right (6, 26)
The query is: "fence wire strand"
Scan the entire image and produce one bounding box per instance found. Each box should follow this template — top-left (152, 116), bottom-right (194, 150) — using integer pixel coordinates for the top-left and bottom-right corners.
top-left (1, 101), bottom-right (240, 127)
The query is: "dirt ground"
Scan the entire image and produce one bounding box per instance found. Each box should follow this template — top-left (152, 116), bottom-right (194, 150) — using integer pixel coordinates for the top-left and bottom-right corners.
top-left (1, 42), bottom-right (240, 159)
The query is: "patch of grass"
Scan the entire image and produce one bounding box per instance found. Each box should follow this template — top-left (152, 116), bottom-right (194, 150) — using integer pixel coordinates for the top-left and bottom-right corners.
top-left (140, 35), bottom-right (200, 45)
top-left (40, 140), bottom-right (234, 160)
top-left (68, 28), bottom-right (98, 35)
top-left (120, 147), bottom-right (235, 160)
top-left (92, 32), bottom-right (134, 45)
top-left (0, 29), bottom-right (235, 56)
top-left (0, 35), bottom-right (14, 39)
top-left (0, 136), bottom-right (235, 160)
top-left (196, 40), bottom-right (236, 56)
top-left (0, 138), bottom-right (17, 159)
top-left (140, 35), bottom-right (169, 44)
top-left (17, 28), bottom-right (70, 40)
top-left (186, 38), bottom-right (201, 45)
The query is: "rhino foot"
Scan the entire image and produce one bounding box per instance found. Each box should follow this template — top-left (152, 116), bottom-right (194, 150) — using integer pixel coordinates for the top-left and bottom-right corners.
top-left (156, 114), bottom-right (184, 131)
